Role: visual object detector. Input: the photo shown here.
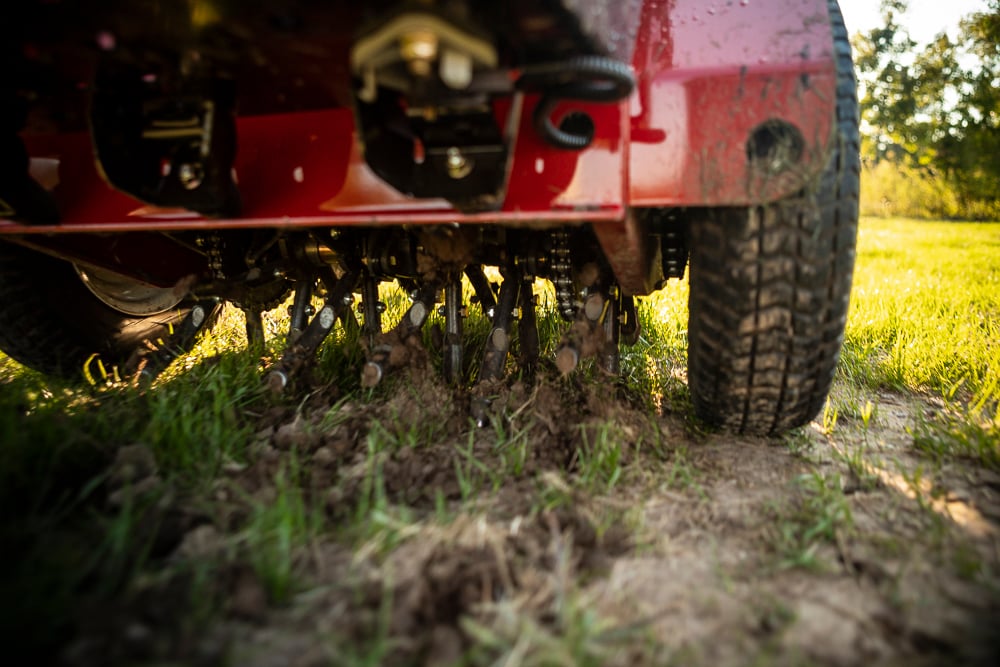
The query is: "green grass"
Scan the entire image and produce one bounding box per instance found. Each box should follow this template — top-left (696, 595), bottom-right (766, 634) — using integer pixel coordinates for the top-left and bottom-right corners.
top-left (1, 216), bottom-right (999, 662)
top-left (842, 218), bottom-right (1000, 409)
top-left (769, 471), bottom-right (853, 571)
top-left (243, 453), bottom-right (324, 604)
top-left (911, 406), bottom-right (1000, 472)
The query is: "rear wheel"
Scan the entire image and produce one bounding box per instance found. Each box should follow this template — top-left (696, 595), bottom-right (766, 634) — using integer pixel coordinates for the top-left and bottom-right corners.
top-left (0, 242), bottom-right (198, 380)
top-left (685, 0), bottom-right (859, 435)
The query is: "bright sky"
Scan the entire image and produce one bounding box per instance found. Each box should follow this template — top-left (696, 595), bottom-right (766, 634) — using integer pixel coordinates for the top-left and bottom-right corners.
top-left (838, 0), bottom-right (991, 44)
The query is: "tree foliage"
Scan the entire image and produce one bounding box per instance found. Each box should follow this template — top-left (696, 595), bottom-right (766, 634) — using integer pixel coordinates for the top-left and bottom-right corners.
top-left (852, 0), bottom-right (1000, 213)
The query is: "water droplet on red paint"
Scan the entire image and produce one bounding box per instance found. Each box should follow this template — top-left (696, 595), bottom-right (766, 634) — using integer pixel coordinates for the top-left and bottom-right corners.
top-left (96, 31), bottom-right (116, 51)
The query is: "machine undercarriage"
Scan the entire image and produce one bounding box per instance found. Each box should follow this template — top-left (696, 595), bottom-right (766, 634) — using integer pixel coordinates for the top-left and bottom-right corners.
top-left (0, 0), bottom-right (860, 435)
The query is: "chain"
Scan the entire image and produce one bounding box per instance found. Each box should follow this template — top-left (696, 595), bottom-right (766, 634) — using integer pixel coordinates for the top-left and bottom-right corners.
top-left (662, 225), bottom-right (688, 280)
top-left (643, 209), bottom-right (688, 280)
top-left (550, 229), bottom-right (577, 320)
top-left (195, 233), bottom-right (227, 281)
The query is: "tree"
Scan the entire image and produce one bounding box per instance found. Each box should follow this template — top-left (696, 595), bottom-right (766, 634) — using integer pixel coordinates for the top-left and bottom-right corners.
top-left (852, 0), bottom-right (1000, 214)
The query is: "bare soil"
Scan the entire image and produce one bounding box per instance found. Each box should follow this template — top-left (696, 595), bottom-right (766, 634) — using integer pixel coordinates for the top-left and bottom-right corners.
top-left (58, 362), bottom-right (1000, 667)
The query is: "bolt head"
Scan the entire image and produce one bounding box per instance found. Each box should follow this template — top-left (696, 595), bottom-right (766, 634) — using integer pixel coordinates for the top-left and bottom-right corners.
top-left (445, 147), bottom-right (473, 179)
top-left (178, 163), bottom-right (204, 190)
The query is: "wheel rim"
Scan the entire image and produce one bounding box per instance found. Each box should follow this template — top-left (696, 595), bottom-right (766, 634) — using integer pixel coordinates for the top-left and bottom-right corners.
top-left (74, 265), bottom-right (184, 316)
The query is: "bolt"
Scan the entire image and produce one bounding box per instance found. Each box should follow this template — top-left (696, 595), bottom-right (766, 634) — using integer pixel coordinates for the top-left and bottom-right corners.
top-left (178, 163), bottom-right (204, 190)
top-left (376, 301), bottom-right (386, 313)
top-left (342, 294), bottom-right (354, 306)
top-left (446, 147), bottom-right (473, 179)
top-left (304, 305), bottom-right (315, 317)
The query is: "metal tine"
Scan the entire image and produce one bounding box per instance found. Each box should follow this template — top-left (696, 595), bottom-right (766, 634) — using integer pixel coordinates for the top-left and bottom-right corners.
top-left (267, 269), bottom-right (360, 393)
top-left (517, 275), bottom-right (539, 376)
top-left (442, 276), bottom-right (464, 385)
top-left (471, 266), bottom-right (521, 426)
top-left (465, 264), bottom-right (497, 317)
top-left (288, 279), bottom-right (313, 339)
top-left (554, 285), bottom-right (619, 376)
top-left (360, 270), bottom-right (383, 347)
top-left (600, 287), bottom-right (621, 375)
top-left (361, 282), bottom-right (438, 388)
top-left (242, 307), bottom-right (265, 350)
top-left (129, 298), bottom-right (221, 385)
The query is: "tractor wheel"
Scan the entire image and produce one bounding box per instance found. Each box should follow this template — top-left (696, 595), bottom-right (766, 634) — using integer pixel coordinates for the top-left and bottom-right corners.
top-left (0, 242), bottom-right (200, 380)
top-left (685, 0), bottom-right (860, 435)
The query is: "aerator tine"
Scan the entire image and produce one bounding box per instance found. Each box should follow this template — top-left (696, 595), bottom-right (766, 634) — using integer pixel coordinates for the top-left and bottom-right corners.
top-left (266, 269), bottom-right (360, 393)
top-left (361, 282), bottom-right (439, 389)
top-left (127, 298), bottom-right (221, 386)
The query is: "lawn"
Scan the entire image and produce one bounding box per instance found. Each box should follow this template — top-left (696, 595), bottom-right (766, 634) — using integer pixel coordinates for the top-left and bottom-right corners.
top-left (1, 217), bottom-right (998, 665)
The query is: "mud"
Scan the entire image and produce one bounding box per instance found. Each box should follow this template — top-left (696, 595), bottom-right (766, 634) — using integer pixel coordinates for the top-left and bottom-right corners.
top-left (52, 369), bottom-right (1000, 666)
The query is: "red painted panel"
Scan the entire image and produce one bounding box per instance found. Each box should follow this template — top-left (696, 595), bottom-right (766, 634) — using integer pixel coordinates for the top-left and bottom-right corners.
top-left (628, 0), bottom-right (837, 206)
top-left (3, 101), bottom-right (626, 234)
top-left (0, 0), bottom-right (839, 238)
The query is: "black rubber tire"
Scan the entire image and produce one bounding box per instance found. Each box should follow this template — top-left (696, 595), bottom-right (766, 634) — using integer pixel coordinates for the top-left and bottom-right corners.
top-left (0, 242), bottom-right (194, 380)
top-left (685, 0), bottom-right (860, 435)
